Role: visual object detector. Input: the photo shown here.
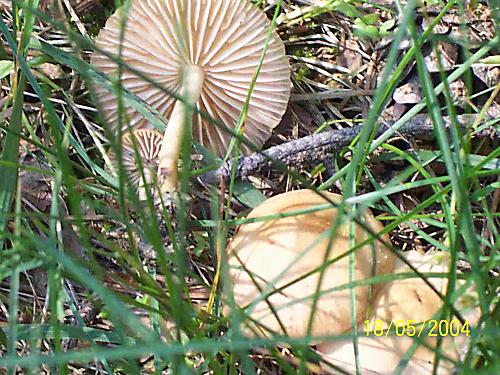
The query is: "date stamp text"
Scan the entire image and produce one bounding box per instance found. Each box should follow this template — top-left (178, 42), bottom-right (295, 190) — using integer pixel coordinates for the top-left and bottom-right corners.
top-left (364, 319), bottom-right (470, 337)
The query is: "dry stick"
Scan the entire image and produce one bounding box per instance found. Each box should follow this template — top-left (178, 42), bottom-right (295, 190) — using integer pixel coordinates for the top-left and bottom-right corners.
top-left (199, 114), bottom-right (498, 184)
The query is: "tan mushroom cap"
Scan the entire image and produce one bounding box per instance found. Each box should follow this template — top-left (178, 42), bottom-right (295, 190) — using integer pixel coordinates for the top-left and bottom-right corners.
top-left (108, 128), bottom-right (163, 194)
top-left (225, 189), bottom-right (394, 340)
top-left (317, 251), bottom-right (480, 375)
top-left (318, 335), bottom-right (460, 375)
top-left (91, 0), bottom-right (291, 157)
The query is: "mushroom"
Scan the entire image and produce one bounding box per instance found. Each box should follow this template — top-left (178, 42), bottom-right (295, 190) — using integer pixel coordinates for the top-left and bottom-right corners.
top-left (224, 189), bottom-right (394, 340)
top-left (317, 250), bottom-right (480, 375)
top-left (91, 0), bottom-right (291, 193)
top-left (108, 128), bottom-right (163, 200)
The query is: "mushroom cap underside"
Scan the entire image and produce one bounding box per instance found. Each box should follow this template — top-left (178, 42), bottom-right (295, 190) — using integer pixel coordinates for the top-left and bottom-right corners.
top-left (91, 0), bottom-right (291, 157)
top-left (108, 128), bottom-right (163, 190)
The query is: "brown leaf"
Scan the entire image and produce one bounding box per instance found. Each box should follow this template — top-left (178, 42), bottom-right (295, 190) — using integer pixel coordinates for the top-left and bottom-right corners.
top-left (393, 75), bottom-right (422, 104)
top-left (37, 63), bottom-right (63, 80)
top-left (19, 159), bottom-right (53, 212)
top-left (421, 17), bottom-right (450, 34)
top-left (449, 79), bottom-right (468, 108)
top-left (424, 42), bottom-right (458, 72)
top-left (472, 64), bottom-right (500, 87)
top-left (336, 39), bottom-right (363, 73)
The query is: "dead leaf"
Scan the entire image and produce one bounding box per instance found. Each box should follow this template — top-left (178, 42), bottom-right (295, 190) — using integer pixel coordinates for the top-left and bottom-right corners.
top-left (19, 159), bottom-right (53, 213)
top-left (37, 63), bottom-right (63, 80)
top-left (472, 64), bottom-right (500, 87)
top-left (393, 75), bottom-right (422, 104)
top-left (421, 17), bottom-right (450, 34)
top-left (449, 79), bottom-right (467, 108)
top-left (336, 39), bottom-right (362, 73)
top-left (424, 42), bottom-right (457, 72)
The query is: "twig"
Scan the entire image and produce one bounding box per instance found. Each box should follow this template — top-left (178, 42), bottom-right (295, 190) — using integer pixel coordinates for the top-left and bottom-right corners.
top-left (291, 89), bottom-right (373, 102)
top-left (62, 0), bottom-right (88, 37)
top-left (199, 114), bottom-right (498, 184)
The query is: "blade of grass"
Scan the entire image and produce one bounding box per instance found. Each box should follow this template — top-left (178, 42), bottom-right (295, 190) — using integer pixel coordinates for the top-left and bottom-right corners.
top-left (408, 7), bottom-right (489, 318)
top-left (0, 73), bottom-right (25, 250)
top-left (0, 0), bottom-right (39, 250)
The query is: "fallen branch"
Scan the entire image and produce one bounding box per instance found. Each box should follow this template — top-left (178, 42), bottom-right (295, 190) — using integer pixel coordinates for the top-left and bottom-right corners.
top-left (199, 113), bottom-right (498, 184)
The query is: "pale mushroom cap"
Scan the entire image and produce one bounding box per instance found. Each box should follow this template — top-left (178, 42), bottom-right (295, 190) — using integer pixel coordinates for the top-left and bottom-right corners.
top-left (225, 189), bottom-right (394, 340)
top-left (372, 250), bottom-right (450, 324)
top-left (109, 128), bottom-right (163, 189)
top-left (317, 335), bottom-right (458, 375)
top-left (91, 0), bottom-right (291, 156)
top-left (317, 250), bottom-right (479, 375)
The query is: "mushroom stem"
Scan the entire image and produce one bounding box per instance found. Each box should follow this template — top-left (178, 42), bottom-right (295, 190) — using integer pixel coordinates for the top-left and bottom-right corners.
top-left (158, 64), bottom-right (204, 193)
top-left (139, 169), bottom-right (155, 201)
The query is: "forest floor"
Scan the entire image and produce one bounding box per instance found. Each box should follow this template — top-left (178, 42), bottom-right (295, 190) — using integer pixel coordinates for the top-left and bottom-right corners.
top-left (0, 0), bottom-right (499, 374)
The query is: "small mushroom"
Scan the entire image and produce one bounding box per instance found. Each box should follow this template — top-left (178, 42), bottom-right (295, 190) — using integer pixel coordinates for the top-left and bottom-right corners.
top-left (91, 0), bottom-right (291, 193)
top-left (224, 189), bottom-right (394, 340)
top-left (108, 128), bottom-right (163, 200)
top-left (317, 250), bottom-right (479, 375)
